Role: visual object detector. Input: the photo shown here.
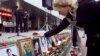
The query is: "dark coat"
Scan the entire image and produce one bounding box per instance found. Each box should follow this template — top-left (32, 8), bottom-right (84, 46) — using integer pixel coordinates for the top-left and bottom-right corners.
top-left (45, 1), bottom-right (100, 47)
top-left (14, 9), bottom-right (24, 23)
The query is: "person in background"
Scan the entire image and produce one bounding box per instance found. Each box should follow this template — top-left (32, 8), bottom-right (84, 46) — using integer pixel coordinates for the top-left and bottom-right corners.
top-left (14, 6), bottom-right (24, 33)
top-left (44, 0), bottom-right (100, 56)
top-left (23, 11), bottom-right (29, 32)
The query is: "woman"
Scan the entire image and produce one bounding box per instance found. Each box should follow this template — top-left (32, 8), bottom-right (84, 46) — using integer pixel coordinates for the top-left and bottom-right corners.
top-left (44, 0), bottom-right (100, 56)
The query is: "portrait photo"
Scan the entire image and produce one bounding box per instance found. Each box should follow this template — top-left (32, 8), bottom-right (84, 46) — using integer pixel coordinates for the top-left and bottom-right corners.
top-left (17, 38), bottom-right (34, 56)
top-left (39, 37), bottom-right (48, 53)
top-left (0, 45), bottom-right (19, 56)
top-left (46, 37), bottom-right (53, 48)
top-left (32, 38), bottom-right (41, 56)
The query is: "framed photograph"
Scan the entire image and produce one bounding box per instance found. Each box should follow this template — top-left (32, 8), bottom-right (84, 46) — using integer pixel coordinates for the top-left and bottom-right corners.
top-left (32, 38), bottom-right (41, 56)
top-left (39, 37), bottom-right (48, 53)
top-left (17, 38), bottom-right (34, 56)
top-left (0, 44), bottom-right (19, 56)
top-left (46, 37), bottom-right (53, 48)
top-left (39, 36), bottom-right (55, 56)
top-left (54, 34), bottom-right (62, 46)
top-left (51, 36), bottom-right (57, 46)
top-left (39, 36), bottom-right (49, 56)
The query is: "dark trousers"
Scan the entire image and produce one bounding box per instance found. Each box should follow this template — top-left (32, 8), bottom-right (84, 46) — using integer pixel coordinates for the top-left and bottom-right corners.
top-left (16, 21), bottom-right (23, 32)
top-left (23, 20), bottom-right (28, 32)
top-left (87, 37), bottom-right (100, 56)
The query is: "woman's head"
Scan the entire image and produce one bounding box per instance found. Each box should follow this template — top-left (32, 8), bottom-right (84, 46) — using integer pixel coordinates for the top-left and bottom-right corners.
top-left (53, 0), bottom-right (78, 16)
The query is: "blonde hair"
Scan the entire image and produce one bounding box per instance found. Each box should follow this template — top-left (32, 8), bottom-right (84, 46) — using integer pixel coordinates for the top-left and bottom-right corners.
top-left (53, 0), bottom-right (78, 10)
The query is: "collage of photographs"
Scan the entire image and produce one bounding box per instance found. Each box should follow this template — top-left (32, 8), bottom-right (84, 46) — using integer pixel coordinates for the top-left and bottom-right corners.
top-left (0, 32), bottom-right (71, 56)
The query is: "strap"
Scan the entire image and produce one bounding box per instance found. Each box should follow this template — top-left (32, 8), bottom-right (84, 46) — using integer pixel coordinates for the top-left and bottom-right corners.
top-left (66, 7), bottom-right (80, 47)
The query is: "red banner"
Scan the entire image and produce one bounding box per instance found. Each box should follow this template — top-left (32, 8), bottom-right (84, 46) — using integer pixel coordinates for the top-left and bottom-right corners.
top-left (0, 12), bottom-right (12, 17)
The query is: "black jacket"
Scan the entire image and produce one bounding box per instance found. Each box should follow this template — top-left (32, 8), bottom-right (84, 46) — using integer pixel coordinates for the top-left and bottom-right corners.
top-left (14, 9), bottom-right (24, 22)
top-left (45, 1), bottom-right (100, 46)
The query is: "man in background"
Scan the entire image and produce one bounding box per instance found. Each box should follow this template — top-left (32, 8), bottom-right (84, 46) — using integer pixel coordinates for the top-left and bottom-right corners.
top-left (23, 11), bottom-right (29, 32)
top-left (14, 6), bottom-right (24, 33)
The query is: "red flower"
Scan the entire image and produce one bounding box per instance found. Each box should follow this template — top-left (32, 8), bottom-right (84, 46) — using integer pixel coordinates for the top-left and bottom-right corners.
top-left (1, 42), bottom-right (7, 47)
